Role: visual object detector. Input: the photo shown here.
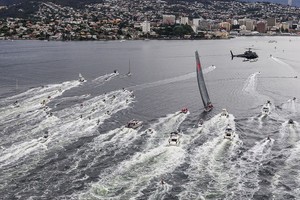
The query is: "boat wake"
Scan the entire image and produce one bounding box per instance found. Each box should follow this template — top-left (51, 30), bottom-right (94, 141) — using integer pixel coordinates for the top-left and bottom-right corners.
top-left (92, 72), bottom-right (119, 85)
top-left (227, 138), bottom-right (274, 199)
top-left (128, 65), bottom-right (216, 91)
top-left (178, 114), bottom-right (241, 199)
top-left (242, 72), bottom-right (260, 97)
top-left (0, 89), bottom-right (134, 194)
top-left (78, 111), bottom-right (189, 199)
top-left (271, 139), bottom-right (300, 200)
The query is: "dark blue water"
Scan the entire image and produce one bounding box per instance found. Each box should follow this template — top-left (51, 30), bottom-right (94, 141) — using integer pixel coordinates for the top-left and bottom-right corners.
top-left (0, 37), bottom-right (300, 199)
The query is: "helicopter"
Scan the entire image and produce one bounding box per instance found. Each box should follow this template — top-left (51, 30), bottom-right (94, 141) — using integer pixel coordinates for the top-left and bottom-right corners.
top-left (230, 48), bottom-right (258, 62)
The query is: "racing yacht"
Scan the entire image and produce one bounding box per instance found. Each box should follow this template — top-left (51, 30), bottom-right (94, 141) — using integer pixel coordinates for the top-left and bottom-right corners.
top-left (195, 51), bottom-right (213, 112)
top-left (126, 119), bottom-right (143, 129)
top-left (224, 124), bottom-right (235, 140)
top-left (168, 131), bottom-right (180, 146)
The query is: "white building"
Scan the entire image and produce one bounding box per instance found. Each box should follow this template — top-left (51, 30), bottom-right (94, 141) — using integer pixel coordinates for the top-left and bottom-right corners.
top-left (192, 18), bottom-right (201, 26)
top-left (141, 21), bottom-right (151, 33)
top-left (162, 15), bottom-right (176, 25)
top-left (245, 20), bottom-right (255, 31)
top-left (180, 17), bottom-right (189, 25)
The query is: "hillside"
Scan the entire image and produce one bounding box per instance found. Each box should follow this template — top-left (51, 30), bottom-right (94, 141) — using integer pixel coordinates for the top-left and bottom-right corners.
top-left (242, 0), bottom-right (300, 7)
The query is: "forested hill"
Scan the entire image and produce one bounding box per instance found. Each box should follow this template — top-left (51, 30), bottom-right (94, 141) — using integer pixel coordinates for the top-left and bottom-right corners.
top-left (0, 0), bottom-right (298, 18)
top-left (0, 0), bottom-right (104, 7)
top-left (241, 0), bottom-right (300, 7)
top-left (1, 0), bottom-right (298, 7)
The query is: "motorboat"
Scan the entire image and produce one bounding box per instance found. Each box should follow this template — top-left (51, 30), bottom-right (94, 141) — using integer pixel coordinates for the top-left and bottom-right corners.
top-left (220, 108), bottom-right (229, 118)
top-left (181, 107), bottom-right (188, 114)
top-left (261, 101), bottom-right (271, 115)
top-left (168, 131), bottom-right (180, 145)
top-left (268, 40), bottom-right (277, 43)
top-left (224, 124), bottom-right (235, 140)
top-left (288, 119), bottom-right (295, 127)
top-left (13, 101), bottom-right (20, 108)
top-left (146, 128), bottom-right (155, 134)
top-left (79, 73), bottom-right (86, 83)
top-left (126, 119), bottom-right (143, 129)
top-left (198, 119), bottom-right (204, 127)
top-left (197, 119), bottom-right (204, 132)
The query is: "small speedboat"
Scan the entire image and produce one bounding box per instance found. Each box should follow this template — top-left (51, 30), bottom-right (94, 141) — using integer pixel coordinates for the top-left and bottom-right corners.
top-left (220, 108), bottom-right (229, 118)
top-left (224, 124), bottom-right (235, 140)
top-left (181, 107), bottom-right (188, 114)
top-left (168, 131), bottom-right (180, 145)
top-left (261, 101), bottom-right (271, 115)
top-left (126, 119), bottom-right (143, 129)
top-left (79, 73), bottom-right (86, 83)
top-left (198, 119), bottom-right (204, 127)
top-left (288, 119), bottom-right (295, 127)
top-left (146, 128), bottom-right (154, 134)
top-left (13, 101), bottom-right (20, 108)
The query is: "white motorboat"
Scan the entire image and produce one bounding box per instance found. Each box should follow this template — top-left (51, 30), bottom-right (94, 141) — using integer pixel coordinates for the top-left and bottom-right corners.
top-left (126, 119), bottom-right (143, 129)
top-left (79, 73), bottom-right (86, 83)
top-left (220, 108), bottom-right (229, 118)
top-left (145, 128), bottom-right (155, 134)
top-left (13, 101), bottom-right (20, 108)
top-left (261, 101), bottom-right (271, 115)
top-left (288, 119), bottom-right (295, 128)
top-left (168, 131), bottom-right (180, 145)
top-left (224, 124), bottom-right (235, 140)
top-left (197, 119), bottom-right (204, 131)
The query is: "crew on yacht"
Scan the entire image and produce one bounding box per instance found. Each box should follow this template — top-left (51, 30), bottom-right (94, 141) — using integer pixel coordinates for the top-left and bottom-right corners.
top-left (181, 107), bottom-right (188, 114)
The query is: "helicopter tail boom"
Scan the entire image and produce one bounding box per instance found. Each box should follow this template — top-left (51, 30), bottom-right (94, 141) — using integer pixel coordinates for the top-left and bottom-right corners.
top-left (230, 50), bottom-right (234, 60)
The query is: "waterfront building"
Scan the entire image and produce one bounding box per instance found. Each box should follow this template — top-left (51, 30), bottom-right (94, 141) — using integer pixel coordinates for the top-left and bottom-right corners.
top-left (162, 15), bottom-right (175, 25)
top-left (199, 19), bottom-right (211, 31)
top-left (192, 18), bottom-right (201, 27)
top-left (281, 22), bottom-right (290, 32)
top-left (267, 18), bottom-right (276, 27)
top-left (246, 20), bottom-right (255, 31)
top-left (220, 22), bottom-right (231, 31)
top-left (180, 17), bottom-right (189, 25)
top-left (257, 21), bottom-right (267, 33)
top-left (141, 21), bottom-right (150, 33)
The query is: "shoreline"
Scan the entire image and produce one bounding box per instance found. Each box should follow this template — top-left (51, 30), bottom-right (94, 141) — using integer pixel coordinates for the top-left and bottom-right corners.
top-left (0, 34), bottom-right (299, 42)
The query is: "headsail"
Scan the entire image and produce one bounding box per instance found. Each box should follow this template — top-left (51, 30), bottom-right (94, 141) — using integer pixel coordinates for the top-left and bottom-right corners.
top-left (195, 51), bottom-right (213, 111)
